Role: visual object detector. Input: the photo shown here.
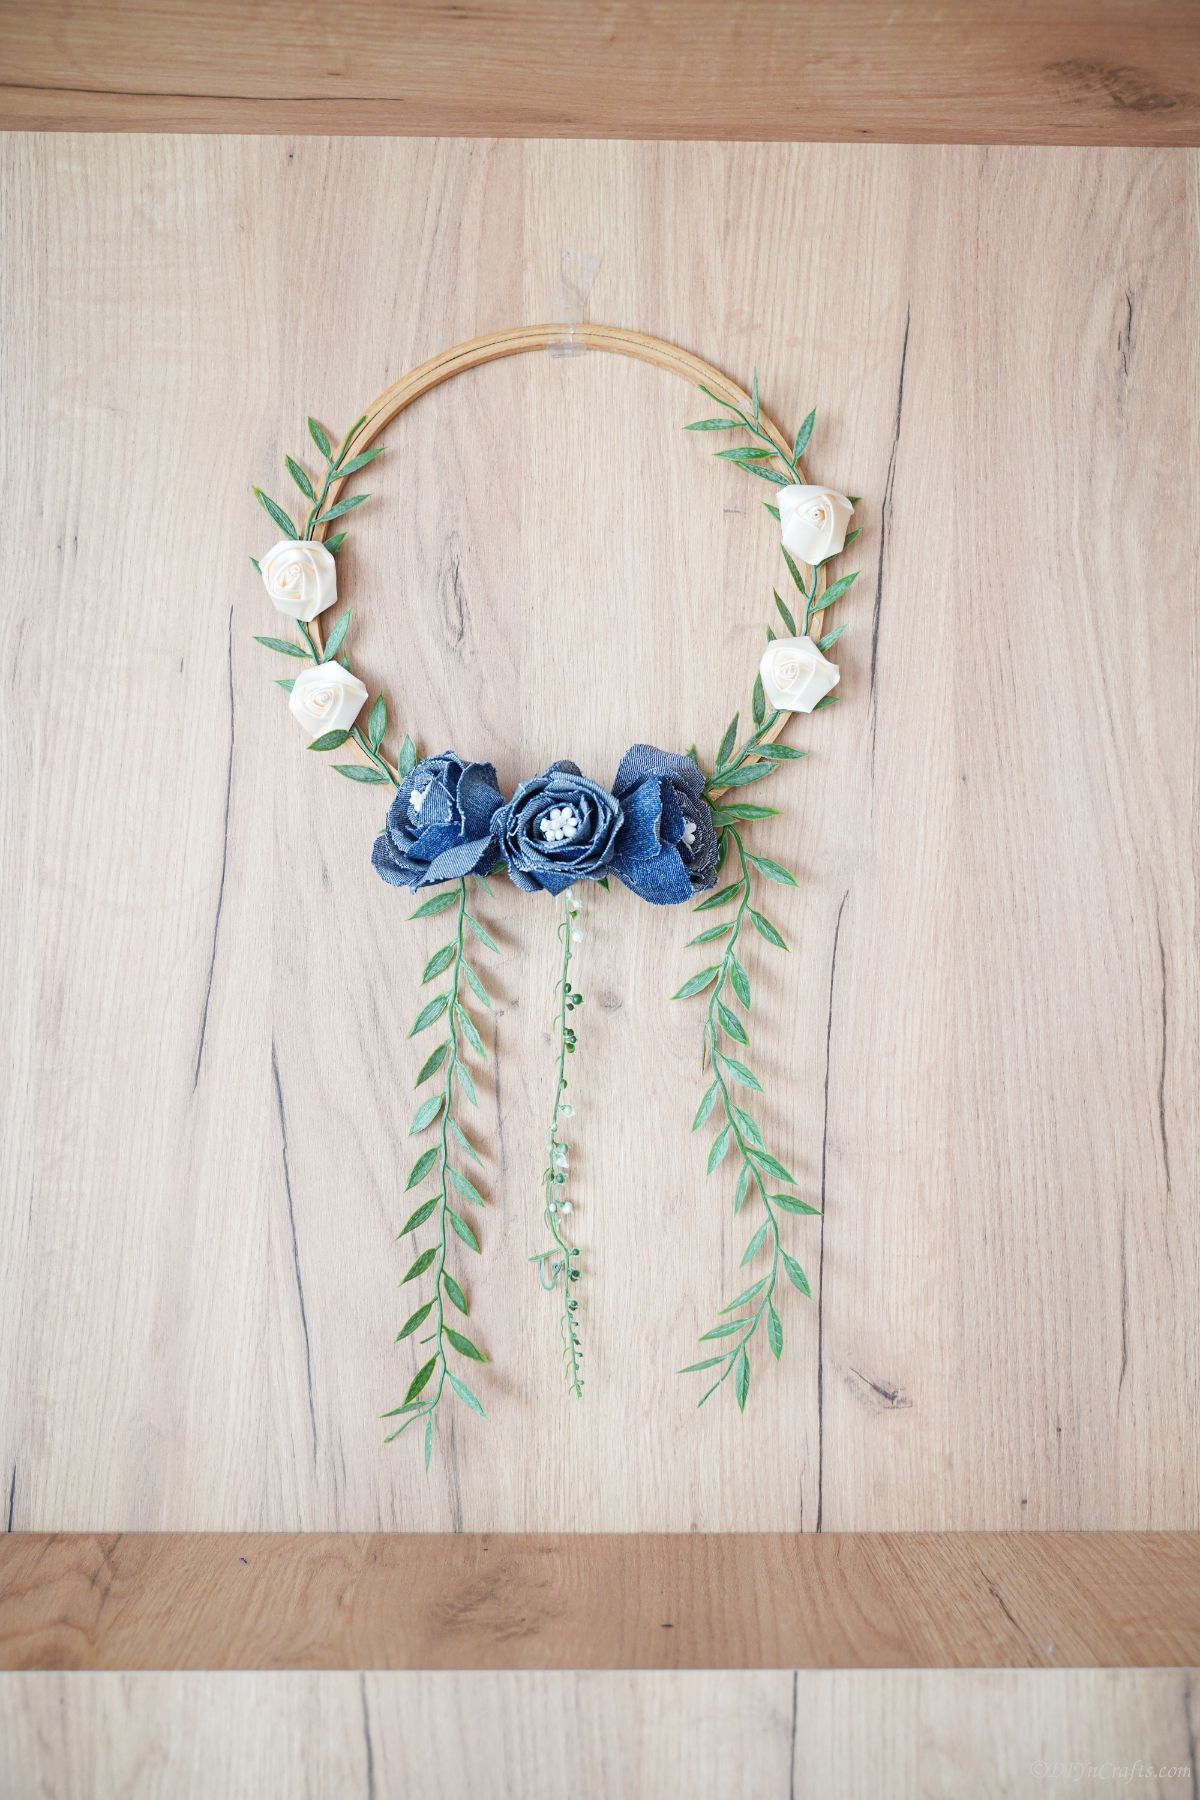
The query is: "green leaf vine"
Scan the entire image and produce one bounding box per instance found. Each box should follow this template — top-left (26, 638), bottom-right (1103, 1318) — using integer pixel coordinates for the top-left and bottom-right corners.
top-left (676, 387), bottom-right (859, 1411)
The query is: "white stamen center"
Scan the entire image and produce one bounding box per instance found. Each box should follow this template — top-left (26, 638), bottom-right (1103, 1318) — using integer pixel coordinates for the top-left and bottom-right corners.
top-left (682, 818), bottom-right (698, 849)
top-left (539, 805), bottom-right (580, 844)
top-left (409, 785), bottom-right (429, 819)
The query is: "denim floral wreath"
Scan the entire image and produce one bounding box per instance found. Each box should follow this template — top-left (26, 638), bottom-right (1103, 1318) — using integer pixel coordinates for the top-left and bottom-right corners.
top-left (251, 339), bottom-right (859, 1460)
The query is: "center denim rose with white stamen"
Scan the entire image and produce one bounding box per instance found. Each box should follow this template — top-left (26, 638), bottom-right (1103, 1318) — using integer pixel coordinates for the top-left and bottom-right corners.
top-left (608, 743), bottom-right (719, 904)
top-left (492, 760), bottom-right (623, 895)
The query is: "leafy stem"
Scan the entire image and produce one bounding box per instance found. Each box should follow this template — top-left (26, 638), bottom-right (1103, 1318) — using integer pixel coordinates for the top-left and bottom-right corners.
top-left (533, 889), bottom-right (584, 1397)
top-left (386, 876), bottom-right (493, 1463)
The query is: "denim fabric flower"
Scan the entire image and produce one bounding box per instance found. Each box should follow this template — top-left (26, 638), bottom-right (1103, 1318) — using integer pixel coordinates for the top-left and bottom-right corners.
top-left (372, 752), bottom-right (505, 891)
top-left (491, 760), bottom-right (623, 895)
top-left (609, 743), bottom-right (719, 905)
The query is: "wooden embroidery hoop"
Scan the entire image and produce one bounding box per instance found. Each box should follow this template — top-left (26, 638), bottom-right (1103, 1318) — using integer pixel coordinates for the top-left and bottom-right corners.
top-left (307, 323), bottom-right (827, 788)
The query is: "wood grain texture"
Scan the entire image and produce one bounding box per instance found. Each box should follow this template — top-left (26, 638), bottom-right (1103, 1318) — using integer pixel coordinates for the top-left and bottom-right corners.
top-left (1, 1668), bottom-right (1197, 1799)
top-left (2, 1), bottom-right (1200, 144)
top-left (0, 137), bottom-right (1196, 1535)
top-left (3, 1532), bottom-right (1200, 1670)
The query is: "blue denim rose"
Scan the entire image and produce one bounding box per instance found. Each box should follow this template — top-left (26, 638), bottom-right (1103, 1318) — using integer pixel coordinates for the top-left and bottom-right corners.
top-left (372, 752), bottom-right (505, 891)
top-left (491, 760), bottom-right (623, 895)
top-left (609, 743), bottom-right (719, 905)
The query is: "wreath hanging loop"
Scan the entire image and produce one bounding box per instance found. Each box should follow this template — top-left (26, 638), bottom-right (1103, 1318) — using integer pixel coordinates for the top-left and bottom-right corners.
top-left (250, 324), bottom-right (860, 1461)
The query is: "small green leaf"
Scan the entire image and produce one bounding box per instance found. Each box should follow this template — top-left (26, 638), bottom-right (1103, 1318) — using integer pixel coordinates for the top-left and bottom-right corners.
top-left (465, 913), bottom-right (500, 954)
top-left (680, 1355), bottom-right (728, 1373)
top-left (750, 1149), bottom-right (797, 1184)
top-left (401, 1247), bottom-right (437, 1285)
top-left (336, 445), bottom-right (385, 476)
top-left (275, 677), bottom-right (296, 692)
top-left (307, 728), bottom-right (350, 752)
top-left (448, 1166), bottom-right (486, 1208)
top-left (718, 762), bottom-right (776, 789)
top-left (455, 1061), bottom-right (478, 1107)
top-left (422, 944), bottom-right (455, 984)
top-left (812, 571), bottom-right (859, 613)
top-left (398, 1197), bottom-right (437, 1236)
top-left (410, 890), bottom-right (458, 920)
top-left (410, 994), bottom-right (449, 1036)
top-left (734, 1162), bottom-right (751, 1213)
top-left (403, 1357), bottom-right (437, 1404)
top-left (720, 1276), bottom-right (768, 1313)
top-left (717, 1053), bottom-right (761, 1092)
top-left (366, 693), bottom-right (387, 752)
top-left (819, 622), bottom-right (848, 653)
top-left (751, 368), bottom-right (760, 425)
top-left (405, 1146), bottom-right (439, 1191)
top-left (308, 417), bottom-right (332, 459)
top-left (449, 1119), bottom-right (483, 1164)
top-left (741, 1220), bottom-right (769, 1265)
top-left (324, 531), bottom-right (347, 554)
top-left (253, 487), bottom-right (297, 539)
top-left (729, 954), bottom-right (751, 1009)
top-left (445, 1326), bottom-right (487, 1363)
top-left (448, 1208), bottom-right (480, 1252)
top-left (746, 853), bottom-right (798, 886)
top-left (396, 1301), bottom-right (433, 1341)
top-left (749, 910), bottom-right (789, 950)
top-left (443, 1270), bottom-right (468, 1313)
top-left (397, 734), bottom-right (418, 778)
top-left (685, 417), bottom-right (739, 432)
top-left (782, 1252), bottom-right (812, 1297)
top-left (672, 965), bottom-right (720, 1001)
top-left (733, 1106), bottom-right (763, 1148)
top-left (285, 456), bottom-right (315, 500)
top-left (716, 713), bottom-right (739, 768)
top-left (709, 805), bottom-right (777, 827)
top-left (455, 1003), bottom-right (487, 1060)
top-left (767, 1302), bottom-right (784, 1359)
top-left (732, 461), bottom-right (788, 486)
top-left (781, 546), bottom-right (809, 597)
top-left (693, 883), bottom-right (742, 913)
top-left (773, 589), bottom-right (798, 635)
top-left (714, 446), bottom-right (774, 462)
top-left (734, 1345), bottom-right (751, 1411)
top-left (462, 961), bottom-right (492, 1010)
top-left (317, 492), bottom-right (369, 524)
top-left (692, 1083), bottom-right (719, 1131)
top-left (773, 1193), bottom-right (821, 1215)
top-left (792, 408), bottom-right (816, 461)
top-left (752, 742), bottom-right (807, 762)
top-left (424, 1414), bottom-right (434, 1470)
top-left (446, 1369), bottom-right (487, 1416)
top-left (332, 763), bottom-right (388, 783)
top-left (322, 608), bottom-right (351, 662)
top-left (409, 1093), bottom-right (444, 1135)
top-left (687, 923), bottom-right (733, 945)
top-left (751, 671), bottom-right (766, 727)
top-left (699, 1318), bottom-right (749, 1340)
top-left (715, 1002), bottom-right (748, 1046)
top-left (414, 1042), bottom-right (449, 1086)
top-left (707, 1125), bottom-right (732, 1174)
top-left (254, 635), bottom-right (309, 658)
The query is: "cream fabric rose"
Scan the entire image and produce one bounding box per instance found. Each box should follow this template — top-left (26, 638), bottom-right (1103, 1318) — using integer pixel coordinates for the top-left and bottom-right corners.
top-left (260, 538), bottom-right (336, 622)
top-left (288, 662), bottom-right (368, 739)
top-left (760, 635), bottom-right (840, 714)
top-left (778, 486), bottom-right (854, 566)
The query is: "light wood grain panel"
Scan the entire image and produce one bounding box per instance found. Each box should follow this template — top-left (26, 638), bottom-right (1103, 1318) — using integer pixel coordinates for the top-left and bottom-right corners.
top-left (4, 1533), bottom-right (1200, 1671)
top-left (1, 1668), bottom-right (1196, 1799)
top-left (0, 137), bottom-right (1195, 1534)
top-left (2, 1), bottom-right (1199, 144)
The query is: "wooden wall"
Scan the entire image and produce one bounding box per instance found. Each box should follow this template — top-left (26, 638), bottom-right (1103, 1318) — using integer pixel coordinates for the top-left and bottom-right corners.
top-left (1, 135), bottom-right (1195, 1537)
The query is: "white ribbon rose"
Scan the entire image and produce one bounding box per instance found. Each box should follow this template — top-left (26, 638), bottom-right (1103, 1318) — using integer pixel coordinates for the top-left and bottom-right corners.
top-left (260, 538), bottom-right (336, 622)
top-left (760, 635), bottom-right (840, 714)
top-left (288, 662), bottom-right (368, 739)
top-left (778, 486), bottom-right (854, 566)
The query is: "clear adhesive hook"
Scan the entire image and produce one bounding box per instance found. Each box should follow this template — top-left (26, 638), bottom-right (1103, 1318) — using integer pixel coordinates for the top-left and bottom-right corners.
top-left (547, 251), bottom-right (602, 357)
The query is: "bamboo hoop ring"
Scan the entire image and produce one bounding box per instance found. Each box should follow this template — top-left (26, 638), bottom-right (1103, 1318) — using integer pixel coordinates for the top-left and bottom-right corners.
top-left (309, 324), bottom-right (826, 785)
